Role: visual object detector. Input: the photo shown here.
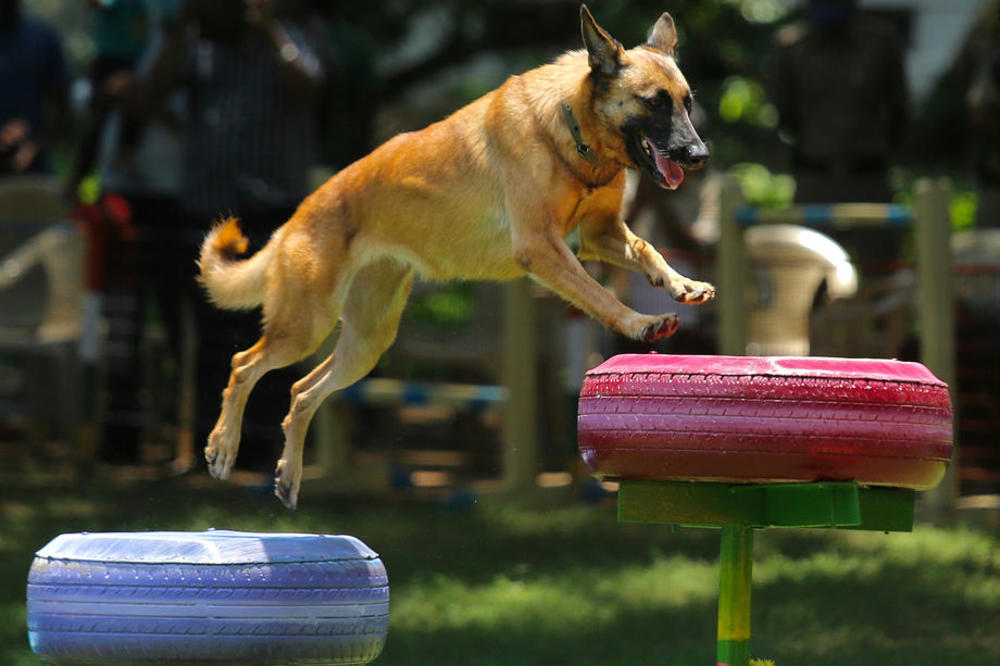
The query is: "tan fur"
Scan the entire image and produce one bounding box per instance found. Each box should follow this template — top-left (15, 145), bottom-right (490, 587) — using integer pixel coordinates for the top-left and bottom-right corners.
top-left (213, 216), bottom-right (249, 258)
top-left (198, 5), bottom-right (714, 508)
top-left (197, 217), bottom-right (279, 311)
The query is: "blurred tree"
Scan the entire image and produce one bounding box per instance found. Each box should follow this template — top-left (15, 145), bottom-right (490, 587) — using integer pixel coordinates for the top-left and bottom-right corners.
top-left (304, 0), bottom-right (780, 167)
top-left (908, 0), bottom-right (999, 229)
top-left (38, 0), bottom-right (788, 170)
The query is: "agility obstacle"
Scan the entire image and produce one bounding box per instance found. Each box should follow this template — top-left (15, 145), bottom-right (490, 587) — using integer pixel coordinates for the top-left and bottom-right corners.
top-left (578, 353), bottom-right (953, 666)
top-left (27, 530), bottom-right (388, 665)
top-left (716, 179), bottom-right (956, 509)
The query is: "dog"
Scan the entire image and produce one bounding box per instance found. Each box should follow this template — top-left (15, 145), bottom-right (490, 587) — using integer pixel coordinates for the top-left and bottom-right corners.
top-left (198, 4), bottom-right (714, 508)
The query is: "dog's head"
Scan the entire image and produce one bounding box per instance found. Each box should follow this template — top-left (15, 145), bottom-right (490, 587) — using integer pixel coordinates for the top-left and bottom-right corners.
top-left (580, 5), bottom-right (708, 190)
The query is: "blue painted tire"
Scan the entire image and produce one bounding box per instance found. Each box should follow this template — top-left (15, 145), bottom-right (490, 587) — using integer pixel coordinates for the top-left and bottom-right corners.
top-left (27, 530), bottom-right (389, 665)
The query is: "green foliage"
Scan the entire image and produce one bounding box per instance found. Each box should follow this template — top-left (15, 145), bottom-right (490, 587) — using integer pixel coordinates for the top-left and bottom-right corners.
top-left (951, 190), bottom-right (978, 231)
top-left (76, 174), bottom-right (101, 205)
top-left (719, 76), bottom-right (779, 129)
top-left (33, 0), bottom-right (792, 172)
top-left (728, 0), bottom-right (788, 24)
top-left (889, 180), bottom-right (979, 232)
top-left (728, 162), bottom-right (796, 207)
top-left (408, 282), bottom-right (477, 327)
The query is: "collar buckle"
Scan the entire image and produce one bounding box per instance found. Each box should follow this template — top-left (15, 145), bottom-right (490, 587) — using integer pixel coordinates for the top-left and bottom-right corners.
top-left (561, 102), bottom-right (599, 165)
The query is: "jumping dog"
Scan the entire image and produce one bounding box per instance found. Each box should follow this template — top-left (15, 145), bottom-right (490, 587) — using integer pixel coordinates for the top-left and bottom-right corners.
top-left (198, 5), bottom-right (713, 507)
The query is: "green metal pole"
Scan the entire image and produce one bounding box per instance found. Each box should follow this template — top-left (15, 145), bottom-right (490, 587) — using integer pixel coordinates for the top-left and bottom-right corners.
top-left (717, 526), bottom-right (753, 666)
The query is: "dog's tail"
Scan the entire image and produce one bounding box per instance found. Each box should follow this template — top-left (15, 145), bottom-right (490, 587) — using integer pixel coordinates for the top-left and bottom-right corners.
top-left (197, 216), bottom-right (274, 310)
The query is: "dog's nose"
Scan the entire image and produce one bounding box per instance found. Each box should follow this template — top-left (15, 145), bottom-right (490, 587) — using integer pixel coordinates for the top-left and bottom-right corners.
top-left (669, 142), bottom-right (710, 169)
top-left (684, 142), bottom-right (710, 169)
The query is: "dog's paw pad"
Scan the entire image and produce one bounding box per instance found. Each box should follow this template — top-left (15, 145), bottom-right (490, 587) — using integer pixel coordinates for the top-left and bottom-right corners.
top-left (209, 456), bottom-right (234, 481)
top-left (205, 445), bottom-right (235, 481)
top-left (274, 460), bottom-right (300, 510)
top-left (673, 281), bottom-right (715, 304)
top-left (274, 483), bottom-right (298, 511)
top-left (641, 314), bottom-right (678, 342)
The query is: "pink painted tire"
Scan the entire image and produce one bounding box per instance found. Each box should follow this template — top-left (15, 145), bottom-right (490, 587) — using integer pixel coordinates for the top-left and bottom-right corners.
top-left (578, 354), bottom-right (953, 490)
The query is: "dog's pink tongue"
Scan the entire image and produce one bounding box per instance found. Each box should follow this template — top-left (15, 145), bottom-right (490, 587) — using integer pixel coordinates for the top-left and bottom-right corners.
top-left (654, 152), bottom-right (684, 188)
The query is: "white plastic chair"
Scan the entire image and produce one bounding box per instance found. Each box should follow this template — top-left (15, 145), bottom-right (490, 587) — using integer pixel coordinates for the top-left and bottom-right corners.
top-left (0, 176), bottom-right (86, 444)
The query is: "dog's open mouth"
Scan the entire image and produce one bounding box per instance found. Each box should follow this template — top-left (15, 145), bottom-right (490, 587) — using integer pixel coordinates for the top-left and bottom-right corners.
top-left (635, 134), bottom-right (685, 190)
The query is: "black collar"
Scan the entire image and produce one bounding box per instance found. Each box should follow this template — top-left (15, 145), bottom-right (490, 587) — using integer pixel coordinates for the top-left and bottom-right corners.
top-left (560, 102), bottom-right (599, 165)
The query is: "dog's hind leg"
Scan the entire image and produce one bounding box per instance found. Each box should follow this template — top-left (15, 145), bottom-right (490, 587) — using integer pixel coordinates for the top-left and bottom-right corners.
top-left (274, 259), bottom-right (414, 509)
top-left (204, 264), bottom-right (351, 481)
top-left (204, 337), bottom-right (299, 480)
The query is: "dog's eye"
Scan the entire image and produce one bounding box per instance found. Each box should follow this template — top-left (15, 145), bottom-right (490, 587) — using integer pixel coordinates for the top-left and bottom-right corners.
top-left (683, 95), bottom-right (693, 113)
top-left (640, 95), bottom-right (663, 110)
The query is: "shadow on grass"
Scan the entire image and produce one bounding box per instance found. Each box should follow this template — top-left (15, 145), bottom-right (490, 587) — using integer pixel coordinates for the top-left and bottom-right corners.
top-left (3, 475), bottom-right (1000, 666)
top-left (380, 599), bottom-right (720, 666)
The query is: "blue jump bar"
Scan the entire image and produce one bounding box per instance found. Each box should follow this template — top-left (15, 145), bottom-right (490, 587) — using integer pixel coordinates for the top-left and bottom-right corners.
top-left (339, 378), bottom-right (508, 413)
top-left (737, 204), bottom-right (912, 227)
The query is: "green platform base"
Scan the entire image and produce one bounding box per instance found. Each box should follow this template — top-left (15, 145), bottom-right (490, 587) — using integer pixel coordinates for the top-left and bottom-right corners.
top-left (617, 481), bottom-right (917, 666)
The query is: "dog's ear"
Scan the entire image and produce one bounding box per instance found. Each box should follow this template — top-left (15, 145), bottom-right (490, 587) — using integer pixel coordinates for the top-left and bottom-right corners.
top-left (646, 12), bottom-right (678, 56)
top-left (580, 4), bottom-right (623, 76)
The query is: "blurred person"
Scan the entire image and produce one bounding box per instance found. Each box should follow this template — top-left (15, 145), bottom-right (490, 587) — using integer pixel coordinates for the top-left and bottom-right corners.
top-left (0, 0), bottom-right (71, 175)
top-left (966, 0), bottom-right (1000, 228)
top-left (68, 0), bottom-right (154, 197)
top-left (114, 0), bottom-right (325, 469)
top-left (769, 0), bottom-right (908, 205)
top-left (80, 1), bottom-right (187, 461)
top-left (129, 0), bottom-right (324, 237)
top-left (96, 0), bottom-right (185, 205)
top-left (768, 0), bottom-right (909, 260)
top-left (302, 0), bottom-right (379, 168)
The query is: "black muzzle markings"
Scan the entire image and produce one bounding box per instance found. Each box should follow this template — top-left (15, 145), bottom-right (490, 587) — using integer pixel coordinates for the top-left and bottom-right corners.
top-left (623, 98), bottom-right (708, 190)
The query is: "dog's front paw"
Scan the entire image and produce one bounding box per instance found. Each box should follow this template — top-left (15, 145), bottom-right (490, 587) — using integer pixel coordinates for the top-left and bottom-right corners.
top-left (204, 430), bottom-right (236, 481)
top-left (274, 458), bottom-right (301, 510)
top-left (636, 313), bottom-right (678, 342)
top-left (670, 278), bottom-right (715, 304)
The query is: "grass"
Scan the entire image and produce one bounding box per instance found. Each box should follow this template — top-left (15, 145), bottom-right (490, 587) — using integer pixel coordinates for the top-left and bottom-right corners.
top-left (2, 474), bottom-right (999, 665)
